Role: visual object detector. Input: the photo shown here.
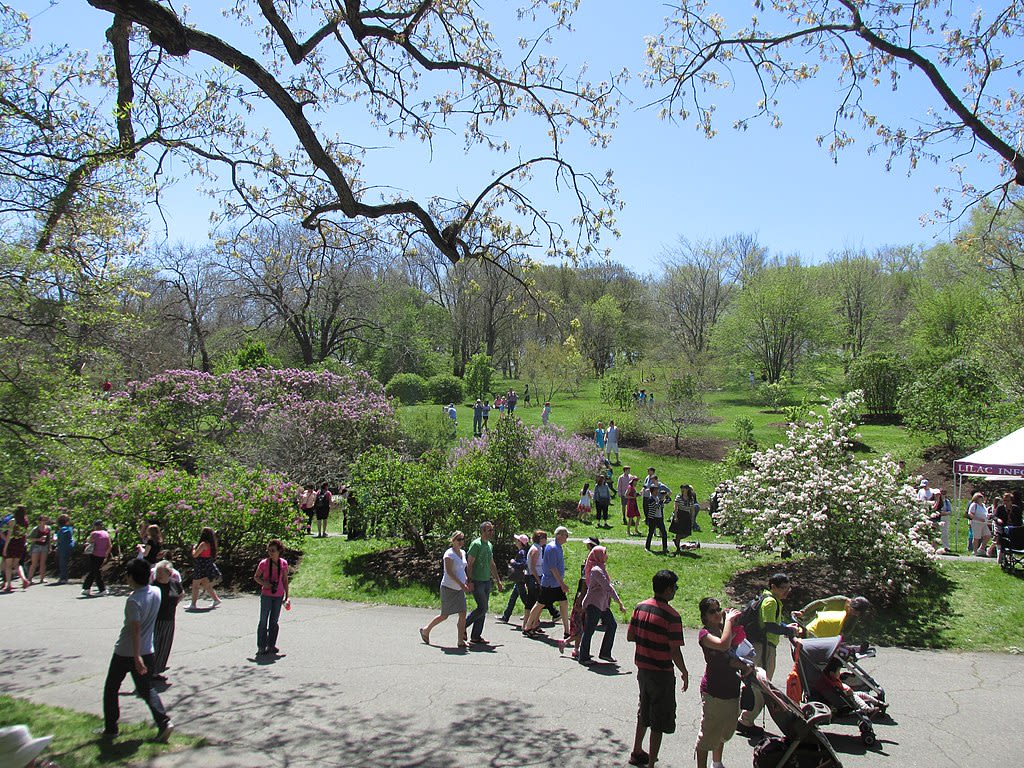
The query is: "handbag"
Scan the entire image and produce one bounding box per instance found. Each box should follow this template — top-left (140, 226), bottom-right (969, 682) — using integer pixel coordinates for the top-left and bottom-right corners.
top-left (507, 561), bottom-right (527, 584)
top-left (84, 542), bottom-right (94, 555)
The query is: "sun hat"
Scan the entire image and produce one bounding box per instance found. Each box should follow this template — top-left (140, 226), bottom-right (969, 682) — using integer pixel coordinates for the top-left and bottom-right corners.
top-left (585, 536), bottom-right (601, 548)
top-left (0, 725), bottom-right (53, 768)
top-left (514, 534), bottom-right (529, 546)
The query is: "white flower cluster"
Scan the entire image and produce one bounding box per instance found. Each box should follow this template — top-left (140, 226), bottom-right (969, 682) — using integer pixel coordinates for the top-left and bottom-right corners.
top-left (715, 391), bottom-right (937, 591)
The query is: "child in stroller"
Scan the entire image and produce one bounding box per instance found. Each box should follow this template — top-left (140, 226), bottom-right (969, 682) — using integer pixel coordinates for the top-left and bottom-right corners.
top-left (794, 636), bottom-right (886, 746)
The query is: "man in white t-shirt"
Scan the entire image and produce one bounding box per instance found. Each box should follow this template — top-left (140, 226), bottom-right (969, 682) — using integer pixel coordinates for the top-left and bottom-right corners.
top-left (916, 479), bottom-right (934, 503)
top-left (99, 559), bottom-right (173, 742)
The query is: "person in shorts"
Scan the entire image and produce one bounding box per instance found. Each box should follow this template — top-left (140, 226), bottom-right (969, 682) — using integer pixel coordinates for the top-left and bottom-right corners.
top-left (524, 526), bottom-right (571, 639)
top-left (627, 569), bottom-right (688, 767)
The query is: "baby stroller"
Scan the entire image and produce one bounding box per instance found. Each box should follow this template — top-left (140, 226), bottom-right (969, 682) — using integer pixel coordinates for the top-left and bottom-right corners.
top-left (794, 637), bottom-right (886, 746)
top-left (998, 525), bottom-right (1024, 572)
top-left (746, 666), bottom-right (843, 768)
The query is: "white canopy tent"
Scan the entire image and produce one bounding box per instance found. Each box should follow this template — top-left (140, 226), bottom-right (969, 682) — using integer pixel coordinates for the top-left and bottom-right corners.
top-left (952, 426), bottom-right (1024, 551)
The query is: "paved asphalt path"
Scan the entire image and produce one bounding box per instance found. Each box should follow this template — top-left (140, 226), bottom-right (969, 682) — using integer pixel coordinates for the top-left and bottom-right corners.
top-left (3, 582), bottom-right (1022, 767)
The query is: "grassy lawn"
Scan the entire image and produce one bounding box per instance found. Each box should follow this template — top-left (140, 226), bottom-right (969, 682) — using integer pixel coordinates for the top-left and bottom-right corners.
top-left (0, 695), bottom-right (203, 768)
top-left (291, 532), bottom-right (1024, 652)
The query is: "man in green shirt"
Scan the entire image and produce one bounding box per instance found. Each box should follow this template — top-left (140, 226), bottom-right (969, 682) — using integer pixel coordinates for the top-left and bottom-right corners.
top-left (466, 521), bottom-right (503, 645)
top-left (738, 572), bottom-right (800, 733)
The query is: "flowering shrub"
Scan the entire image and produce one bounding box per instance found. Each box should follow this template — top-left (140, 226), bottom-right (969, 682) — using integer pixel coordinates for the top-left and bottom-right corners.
top-left (715, 391), bottom-right (937, 593)
top-left (25, 457), bottom-right (303, 584)
top-left (349, 418), bottom-right (603, 550)
top-left (117, 366), bottom-right (398, 482)
top-left (450, 420), bottom-right (604, 488)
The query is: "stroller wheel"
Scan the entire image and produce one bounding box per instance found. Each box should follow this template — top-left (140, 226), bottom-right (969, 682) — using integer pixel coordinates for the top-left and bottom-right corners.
top-left (859, 721), bottom-right (877, 747)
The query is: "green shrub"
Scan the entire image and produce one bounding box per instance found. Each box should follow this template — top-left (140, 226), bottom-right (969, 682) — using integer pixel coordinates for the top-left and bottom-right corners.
top-left (755, 381), bottom-right (791, 410)
top-left (426, 373), bottom-right (465, 404)
top-left (386, 372), bottom-right (428, 404)
top-left (464, 352), bottom-right (494, 400)
top-left (348, 418), bottom-right (600, 552)
top-left (400, 407), bottom-right (457, 456)
top-left (25, 457), bottom-right (303, 587)
top-left (846, 353), bottom-right (904, 417)
top-left (600, 371), bottom-right (635, 410)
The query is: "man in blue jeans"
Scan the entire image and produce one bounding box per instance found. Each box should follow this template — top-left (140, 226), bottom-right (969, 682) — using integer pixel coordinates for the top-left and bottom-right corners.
top-left (99, 558), bottom-right (174, 742)
top-left (465, 521), bottom-right (503, 644)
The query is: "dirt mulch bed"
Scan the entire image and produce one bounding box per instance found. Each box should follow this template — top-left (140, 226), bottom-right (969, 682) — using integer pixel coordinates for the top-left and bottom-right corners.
top-left (342, 542), bottom-right (521, 590)
top-left (725, 557), bottom-right (906, 609)
top-left (643, 436), bottom-right (733, 462)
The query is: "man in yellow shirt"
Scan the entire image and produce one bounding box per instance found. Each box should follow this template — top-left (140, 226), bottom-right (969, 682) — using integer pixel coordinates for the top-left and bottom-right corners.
top-left (795, 595), bottom-right (871, 638)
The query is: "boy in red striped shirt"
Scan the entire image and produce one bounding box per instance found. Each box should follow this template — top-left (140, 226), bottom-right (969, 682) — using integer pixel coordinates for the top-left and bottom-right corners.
top-left (627, 569), bottom-right (689, 766)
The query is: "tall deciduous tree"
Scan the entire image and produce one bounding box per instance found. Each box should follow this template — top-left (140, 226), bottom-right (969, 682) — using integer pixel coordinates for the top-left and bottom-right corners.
top-left (220, 224), bottom-right (377, 366)
top-left (645, 1), bottom-right (1024, 213)
top-left (713, 261), bottom-right (836, 383)
top-left (825, 250), bottom-right (891, 365)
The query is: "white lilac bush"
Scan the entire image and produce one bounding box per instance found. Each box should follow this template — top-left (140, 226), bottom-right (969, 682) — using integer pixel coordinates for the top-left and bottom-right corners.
top-left (715, 391), bottom-right (937, 593)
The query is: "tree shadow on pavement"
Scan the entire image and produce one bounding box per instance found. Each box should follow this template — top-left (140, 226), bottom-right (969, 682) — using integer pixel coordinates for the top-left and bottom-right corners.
top-left (161, 668), bottom-right (630, 767)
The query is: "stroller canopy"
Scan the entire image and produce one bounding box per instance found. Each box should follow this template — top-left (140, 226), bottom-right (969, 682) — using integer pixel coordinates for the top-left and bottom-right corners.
top-left (799, 637), bottom-right (842, 670)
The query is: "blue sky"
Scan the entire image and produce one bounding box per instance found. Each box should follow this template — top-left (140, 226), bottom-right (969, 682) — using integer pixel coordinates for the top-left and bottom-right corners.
top-left (25, 1), bottom-right (1004, 271)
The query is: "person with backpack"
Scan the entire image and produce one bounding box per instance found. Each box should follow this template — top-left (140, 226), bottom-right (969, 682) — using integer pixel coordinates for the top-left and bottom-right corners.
top-left (736, 573), bottom-right (800, 734)
top-left (313, 483), bottom-right (332, 538)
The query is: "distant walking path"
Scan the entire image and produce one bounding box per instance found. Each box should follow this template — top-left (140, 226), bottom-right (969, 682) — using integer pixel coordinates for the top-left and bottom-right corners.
top-left (3, 579), bottom-right (1020, 767)
top-left (571, 536), bottom-right (994, 562)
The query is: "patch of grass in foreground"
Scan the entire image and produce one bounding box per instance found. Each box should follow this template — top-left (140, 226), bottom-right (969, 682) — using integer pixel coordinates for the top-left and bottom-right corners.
top-left (0, 695), bottom-right (203, 768)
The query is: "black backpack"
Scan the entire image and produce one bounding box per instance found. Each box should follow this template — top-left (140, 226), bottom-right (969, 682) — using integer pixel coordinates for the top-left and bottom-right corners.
top-left (736, 592), bottom-right (768, 643)
top-left (314, 489), bottom-right (330, 512)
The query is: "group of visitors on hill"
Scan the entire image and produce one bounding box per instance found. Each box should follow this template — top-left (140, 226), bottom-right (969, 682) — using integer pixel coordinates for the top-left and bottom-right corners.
top-left (575, 465), bottom-right (702, 553)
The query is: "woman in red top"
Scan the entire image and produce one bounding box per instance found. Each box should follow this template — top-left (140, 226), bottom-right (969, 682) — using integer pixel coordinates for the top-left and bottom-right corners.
top-left (625, 477), bottom-right (641, 536)
top-left (695, 597), bottom-right (745, 768)
top-left (189, 527), bottom-right (221, 610)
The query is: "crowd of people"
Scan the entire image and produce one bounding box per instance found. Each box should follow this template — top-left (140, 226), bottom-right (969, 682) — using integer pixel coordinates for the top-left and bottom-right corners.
top-left (416, 521), bottom-right (865, 768)
top-left (574, 465), bottom-right (703, 553)
top-left (917, 479), bottom-right (1022, 559)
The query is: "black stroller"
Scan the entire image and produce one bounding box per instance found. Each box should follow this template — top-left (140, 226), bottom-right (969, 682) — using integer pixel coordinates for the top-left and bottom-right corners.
top-left (794, 637), bottom-right (886, 746)
top-left (745, 666), bottom-right (844, 768)
top-left (999, 525), bottom-right (1024, 572)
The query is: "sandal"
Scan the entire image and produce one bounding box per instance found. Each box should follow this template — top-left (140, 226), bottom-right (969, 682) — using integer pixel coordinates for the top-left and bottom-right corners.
top-left (628, 749), bottom-right (650, 766)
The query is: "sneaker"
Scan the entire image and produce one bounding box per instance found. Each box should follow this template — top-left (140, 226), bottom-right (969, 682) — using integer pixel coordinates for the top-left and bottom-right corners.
top-left (269, 646), bottom-right (280, 654)
top-left (496, 616), bottom-right (509, 624)
top-left (628, 749), bottom-right (650, 766)
top-left (93, 726), bottom-right (118, 738)
top-left (82, 589), bottom-right (90, 596)
top-left (155, 722), bottom-right (174, 743)
top-left (599, 654), bottom-right (618, 663)
top-left (97, 589), bottom-right (108, 596)
top-left (712, 762), bottom-right (725, 768)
